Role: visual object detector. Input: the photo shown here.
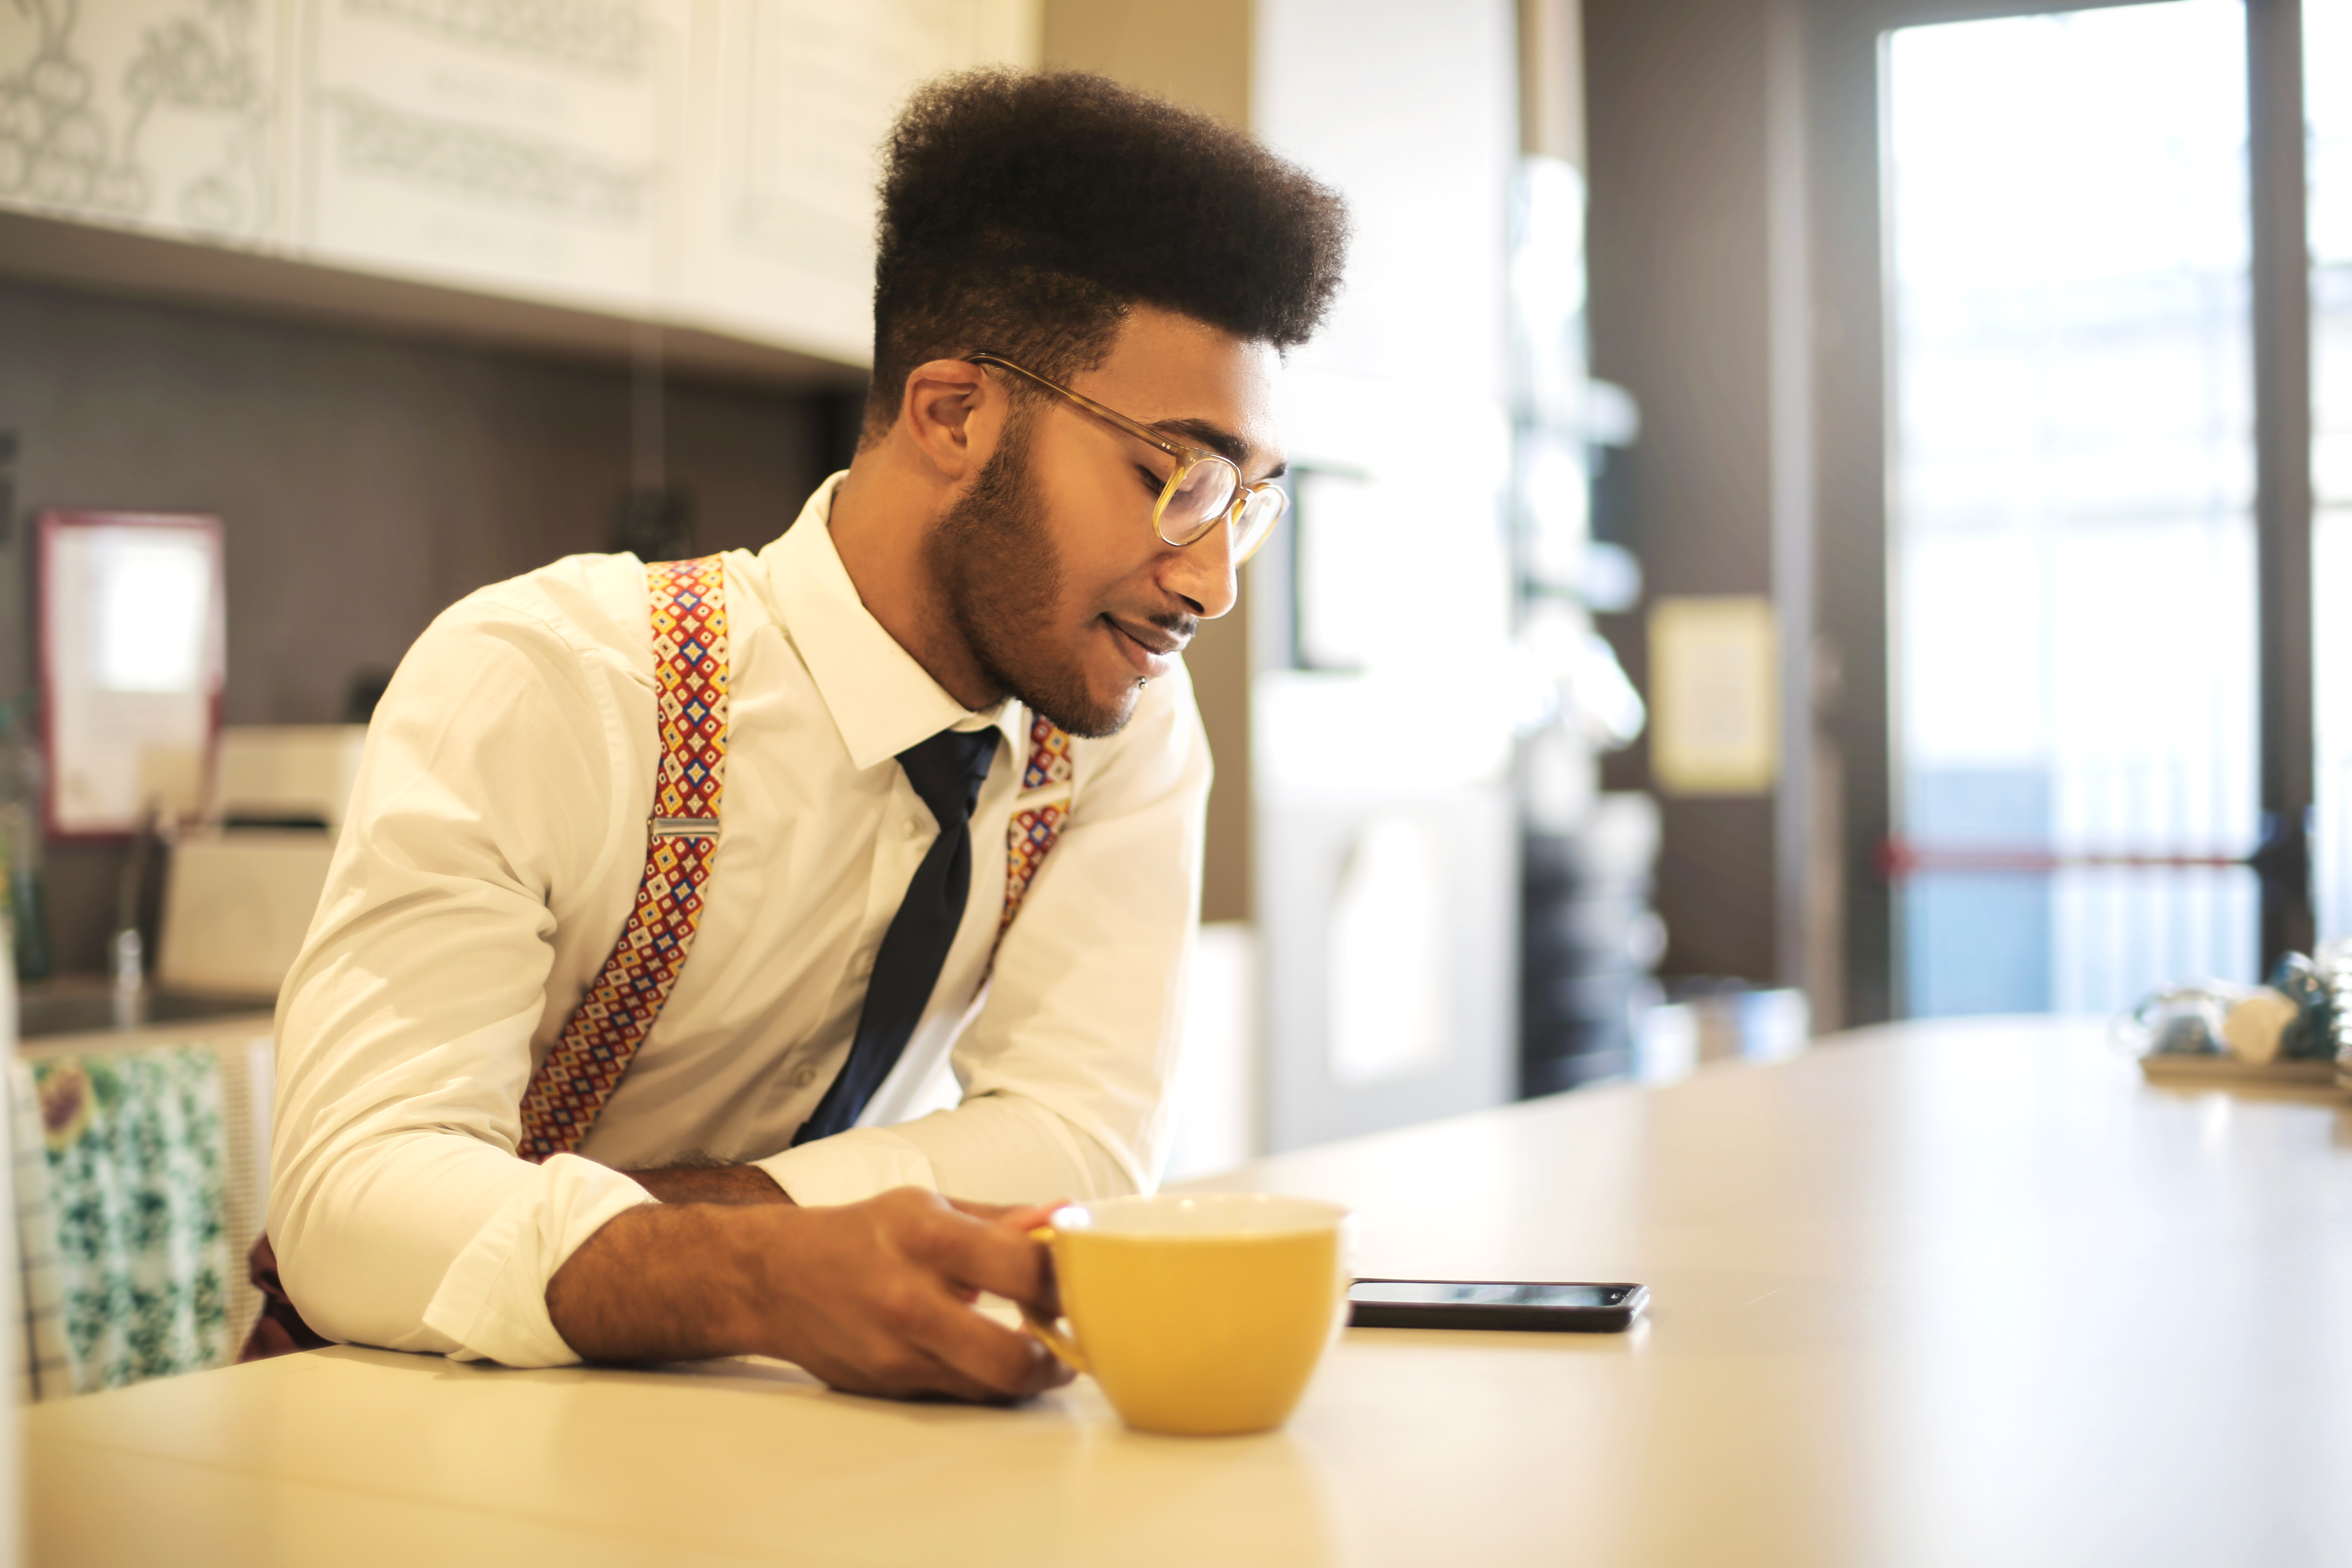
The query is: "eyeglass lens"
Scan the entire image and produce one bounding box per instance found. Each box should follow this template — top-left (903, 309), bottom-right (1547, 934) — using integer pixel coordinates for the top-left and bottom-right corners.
top-left (1160, 459), bottom-right (1240, 541)
top-left (1156, 456), bottom-right (1287, 559)
top-left (1232, 486), bottom-right (1285, 558)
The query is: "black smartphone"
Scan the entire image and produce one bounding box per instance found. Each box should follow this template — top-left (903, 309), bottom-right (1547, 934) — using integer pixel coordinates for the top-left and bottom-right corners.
top-left (1347, 1278), bottom-right (1648, 1332)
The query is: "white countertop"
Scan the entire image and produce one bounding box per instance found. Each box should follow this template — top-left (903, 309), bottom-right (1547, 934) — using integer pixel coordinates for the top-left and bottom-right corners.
top-left (29, 1018), bottom-right (2352, 1566)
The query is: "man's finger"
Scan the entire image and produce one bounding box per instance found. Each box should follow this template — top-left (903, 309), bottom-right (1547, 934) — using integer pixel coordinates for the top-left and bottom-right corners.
top-left (947, 1197), bottom-right (1067, 1230)
top-left (900, 1315), bottom-right (1069, 1402)
top-left (916, 1210), bottom-right (1054, 1305)
top-left (900, 1341), bottom-right (1016, 1404)
top-left (900, 1287), bottom-right (1065, 1399)
top-left (807, 1338), bottom-right (1002, 1404)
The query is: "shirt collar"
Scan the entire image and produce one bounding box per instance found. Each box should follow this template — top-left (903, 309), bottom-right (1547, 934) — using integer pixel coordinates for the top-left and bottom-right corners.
top-left (760, 472), bottom-right (1022, 773)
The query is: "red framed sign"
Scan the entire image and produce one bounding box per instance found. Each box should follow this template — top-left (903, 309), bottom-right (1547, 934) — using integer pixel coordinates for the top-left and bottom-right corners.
top-left (38, 511), bottom-right (226, 840)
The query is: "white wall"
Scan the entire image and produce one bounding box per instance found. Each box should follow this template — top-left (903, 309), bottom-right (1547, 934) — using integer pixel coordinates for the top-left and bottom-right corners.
top-left (1249, 0), bottom-right (1524, 1151)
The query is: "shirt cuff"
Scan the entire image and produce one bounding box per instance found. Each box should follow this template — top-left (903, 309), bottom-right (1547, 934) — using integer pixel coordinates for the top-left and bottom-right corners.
top-left (419, 1152), bottom-right (653, 1367)
top-left (753, 1129), bottom-right (940, 1208)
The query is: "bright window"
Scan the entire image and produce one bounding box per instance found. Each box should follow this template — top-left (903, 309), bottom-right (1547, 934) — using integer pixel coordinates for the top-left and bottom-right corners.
top-left (2305, 0), bottom-right (2352, 940)
top-left (1885, 1), bottom-right (2258, 1016)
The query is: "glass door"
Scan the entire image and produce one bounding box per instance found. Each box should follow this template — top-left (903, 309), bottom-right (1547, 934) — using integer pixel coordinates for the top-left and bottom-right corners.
top-left (2307, 0), bottom-right (2352, 939)
top-left (1883, 1), bottom-right (2261, 1015)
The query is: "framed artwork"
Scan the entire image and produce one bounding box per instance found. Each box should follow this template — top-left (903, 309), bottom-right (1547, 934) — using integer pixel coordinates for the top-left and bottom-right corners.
top-left (38, 511), bottom-right (226, 840)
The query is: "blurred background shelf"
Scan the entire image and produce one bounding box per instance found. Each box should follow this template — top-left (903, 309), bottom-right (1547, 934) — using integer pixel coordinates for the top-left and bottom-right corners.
top-left (15, 976), bottom-right (271, 1041)
top-left (0, 209), bottom-right (861, 394)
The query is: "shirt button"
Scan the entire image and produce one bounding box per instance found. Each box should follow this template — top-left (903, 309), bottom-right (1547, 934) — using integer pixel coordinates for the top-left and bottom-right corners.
top-left (902, 817), bottom-right (922, 839)
top-left (791, 1064), bottom-right (818, 1090)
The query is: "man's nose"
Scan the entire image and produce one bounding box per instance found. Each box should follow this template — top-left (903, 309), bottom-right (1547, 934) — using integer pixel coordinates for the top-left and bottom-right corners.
top-left (1160, 517), bottom-right (1240, 619)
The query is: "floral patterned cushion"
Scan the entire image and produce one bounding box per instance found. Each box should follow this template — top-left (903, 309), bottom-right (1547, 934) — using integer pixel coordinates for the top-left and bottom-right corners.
top-left (18, 1045), bottom-right (231, 1395)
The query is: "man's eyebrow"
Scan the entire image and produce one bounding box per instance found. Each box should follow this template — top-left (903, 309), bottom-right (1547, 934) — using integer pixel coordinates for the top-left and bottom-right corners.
top-left (1150, 417), bottom-right (1286, 479)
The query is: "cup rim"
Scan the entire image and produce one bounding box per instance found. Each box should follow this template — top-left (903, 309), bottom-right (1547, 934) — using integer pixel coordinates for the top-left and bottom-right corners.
top-left (1051, 1191), bottom-right (1350, 1238)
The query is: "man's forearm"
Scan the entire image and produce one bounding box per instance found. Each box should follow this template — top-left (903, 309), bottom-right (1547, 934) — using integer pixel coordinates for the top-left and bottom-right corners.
top-left (549, 1170), bottom-right (791, 1363)
top-left (621, 1164), bottom-right (793, 1207)
top-left (548, 1203), bottom-right (764, 1362)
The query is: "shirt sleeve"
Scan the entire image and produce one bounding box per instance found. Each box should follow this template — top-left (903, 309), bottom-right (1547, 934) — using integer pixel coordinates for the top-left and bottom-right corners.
top-left (755, 663), bottom-right (1210, 1207)
top-left (754, 1094), bottom-right (1131, 1207)
top-left (267, 589), bottom-right (656, 1368)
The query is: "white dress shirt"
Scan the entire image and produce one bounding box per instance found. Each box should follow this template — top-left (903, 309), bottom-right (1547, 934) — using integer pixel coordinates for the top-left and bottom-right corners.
top-left (269, 473), bottom-right (1209, 1367)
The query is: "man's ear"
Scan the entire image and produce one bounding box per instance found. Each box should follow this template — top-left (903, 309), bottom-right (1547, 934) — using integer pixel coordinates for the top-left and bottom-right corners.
top-left (899, 359), bottom-right (995, 483)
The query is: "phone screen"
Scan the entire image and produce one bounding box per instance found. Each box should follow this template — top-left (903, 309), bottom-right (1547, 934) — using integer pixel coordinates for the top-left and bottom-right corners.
top-left (1347, 1281), bottom-right (1631, 1309)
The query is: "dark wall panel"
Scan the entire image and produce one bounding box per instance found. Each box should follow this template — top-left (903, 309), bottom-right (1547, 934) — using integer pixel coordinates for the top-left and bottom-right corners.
top-left (1584, 0), bottom-right (1780, 984)
top-left (0, 279), bottom-right (831, 972)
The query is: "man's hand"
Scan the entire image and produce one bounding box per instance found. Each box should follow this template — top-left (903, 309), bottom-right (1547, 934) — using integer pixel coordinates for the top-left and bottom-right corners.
top-left (546, 1187), bottom-right (1071, 1404)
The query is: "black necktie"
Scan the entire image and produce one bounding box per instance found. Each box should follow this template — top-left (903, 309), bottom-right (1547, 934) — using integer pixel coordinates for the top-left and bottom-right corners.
top-left (794, 726), bottom-right (999, 1144)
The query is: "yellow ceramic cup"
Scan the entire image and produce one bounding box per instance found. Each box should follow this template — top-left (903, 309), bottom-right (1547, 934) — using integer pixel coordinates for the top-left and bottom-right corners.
top-left (1024, 1192), bottom-right (1352, 1437)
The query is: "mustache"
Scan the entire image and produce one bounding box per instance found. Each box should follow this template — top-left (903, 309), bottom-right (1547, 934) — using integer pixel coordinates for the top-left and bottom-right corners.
top-left (1139, 610), bottom-right (1199, 650)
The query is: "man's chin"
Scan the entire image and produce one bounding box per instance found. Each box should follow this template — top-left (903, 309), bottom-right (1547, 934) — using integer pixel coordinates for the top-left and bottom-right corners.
top-left (1017, 673), bottom-right (1140, 740)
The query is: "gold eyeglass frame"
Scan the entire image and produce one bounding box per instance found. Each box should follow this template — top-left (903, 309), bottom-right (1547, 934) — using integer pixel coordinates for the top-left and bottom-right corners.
top-left (966, 352), bottom-right (1287, 563)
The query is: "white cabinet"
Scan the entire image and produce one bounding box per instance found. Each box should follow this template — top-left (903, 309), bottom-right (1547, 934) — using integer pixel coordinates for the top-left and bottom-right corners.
top-left (0, 0), bottom-right (1040, 369)
top-left (0, 0), bottom-right (290, 249)
top-left (677, 0), bottom-right (1031, 365)
top-left (298, 0), bottom-right (686, 319)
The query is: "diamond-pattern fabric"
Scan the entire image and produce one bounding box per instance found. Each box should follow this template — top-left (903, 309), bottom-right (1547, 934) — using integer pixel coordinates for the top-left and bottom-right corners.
top-left (1022, 719), bottom-right (1074, 792)
top-left (1001, 714), bottom-right (1072, 937)
top-left (517, 556), bottom-right (729, 1162)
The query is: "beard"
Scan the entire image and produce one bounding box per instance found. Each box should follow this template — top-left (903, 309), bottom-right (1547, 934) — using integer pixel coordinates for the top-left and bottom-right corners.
top-left (927, 414), bottom-right (1137, 739)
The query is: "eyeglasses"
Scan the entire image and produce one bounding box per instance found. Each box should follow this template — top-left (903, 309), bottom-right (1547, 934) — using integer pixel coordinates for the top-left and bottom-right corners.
top-left (967, 352), bottom-right (1288, 563)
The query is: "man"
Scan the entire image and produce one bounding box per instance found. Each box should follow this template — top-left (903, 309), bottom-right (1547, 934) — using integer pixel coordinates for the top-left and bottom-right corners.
top-left (267, 69), bottom-right (1347, 1402)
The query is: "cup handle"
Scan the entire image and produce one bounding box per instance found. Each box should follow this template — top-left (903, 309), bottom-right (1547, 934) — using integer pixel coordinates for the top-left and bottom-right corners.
top-left (1020, 1225), bottom-right (1088, 1374)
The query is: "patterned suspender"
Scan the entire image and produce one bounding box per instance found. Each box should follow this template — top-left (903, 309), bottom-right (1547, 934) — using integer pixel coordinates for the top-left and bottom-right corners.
top-left (1000, 715), bottom-right (1073, 935)
top-left (516, 555), bottom-right (1074, 1163)
top-left (519, 557), bottom-right (729, 1161)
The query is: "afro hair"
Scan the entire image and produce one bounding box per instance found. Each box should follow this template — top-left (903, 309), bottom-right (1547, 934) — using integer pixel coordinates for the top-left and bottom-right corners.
top-left (863, 68), bottom-right (1349, 441)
